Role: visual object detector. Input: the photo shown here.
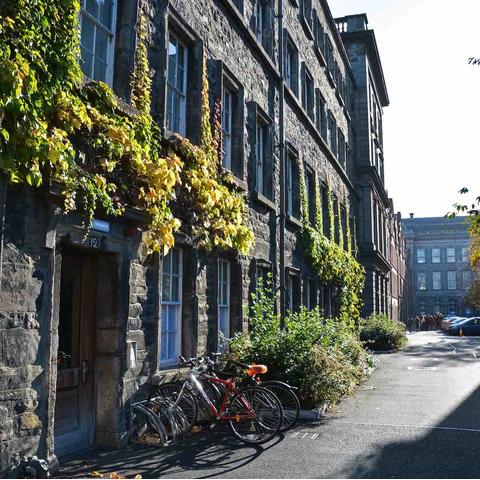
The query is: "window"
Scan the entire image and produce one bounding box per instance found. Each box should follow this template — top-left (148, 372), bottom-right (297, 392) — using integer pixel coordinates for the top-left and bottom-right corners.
top-left (325, 36), bottom-right (334, 76)
top-left (255, 112), bottom-right (272, 198)
top-left (447, 248), bottom-right (456, 263)
top-left (218, 260), bottom-right (230, 351)
top-left (338, 129), bottom-right (345, 167)
top-left (286, 149), bottom-right (300, 219)
top-left (418, 300), bottom-right (426, 315)
top-left (256, 263), bottom-right (271, 288)
top-left (300, 0), bottom-right (313, 32)
top-left (329, 114), bottom-right (337, 156)
top-left (416, 248), bottom-right (426, 264)
top-left (313, 14), bottom-right (325, 57)
top-left (305, 169), bottom-right (315, 226)
top-left (462, 247), bottom-right (469, 263)
top-left (254, 0), bottom-right (272, 52)
top-left (301, 67), bottom-right (315, 120)
top-left (285, 35), bottom-right (299, 95)
top-left (417, 272), bottom-right (426, 291)
top-left (221, 69), bottom-right (244, 179)
top-left (287, 272), bottom-right (301, 312)
top-left (447, 271), bottom-right (456, 290)
top-left (316, 90), bottom-right (327, 139)
top-left (326, 110), bottom-right (331, 147)
top-left (166, 33), bottom-right (188, 136)
top-left (79, 0), bottom-right (117, 83)
top-left (161, 248), bottom-right (183, 364)
top-left (306, 278), bottom-right (317, 309)
top-left (448, 301), bottom-right (456, 315)
top-left (432, 248), bottom-right (440, 264)
top-left (222, 87), bottom-right (233, 170)
top-left (463, 271), bottom-right (471, 289)
top-left (434, 304), bottom-right (441, 314)
top-left (432, 271), bottom-right (441, 290)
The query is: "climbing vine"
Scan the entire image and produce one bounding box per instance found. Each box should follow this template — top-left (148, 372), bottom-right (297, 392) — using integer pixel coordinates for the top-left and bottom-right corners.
top-left (0, 0), bottom-right (253, 255)
top-left (344, 192), bottom-right (352, 254)
top-left (299, 173), bottom-right (365, 325)
top-left (327, 183), bottom-right (335, 242)
top-left (337, 198), bottom-right (344, 250)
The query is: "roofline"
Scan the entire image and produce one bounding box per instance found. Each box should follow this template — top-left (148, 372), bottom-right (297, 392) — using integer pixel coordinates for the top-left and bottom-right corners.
top-left (320, 0), bottom-right (356, 85)
top-left (336, 18), bottom-right (389, 107)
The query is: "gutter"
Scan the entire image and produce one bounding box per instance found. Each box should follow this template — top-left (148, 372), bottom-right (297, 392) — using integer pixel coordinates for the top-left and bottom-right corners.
top-left (278, 0), bottom-right (286, 327)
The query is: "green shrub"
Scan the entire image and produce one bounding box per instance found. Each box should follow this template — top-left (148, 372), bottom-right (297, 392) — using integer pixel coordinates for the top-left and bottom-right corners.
top-left (229, 281), bottom-right (371, 408)
top-left (359, 314), bottom-right (407, 351)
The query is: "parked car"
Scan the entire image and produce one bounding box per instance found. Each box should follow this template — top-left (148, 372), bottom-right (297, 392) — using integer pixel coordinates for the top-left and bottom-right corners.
top-left (448, 317), bottom-right (480, 336)
top-left (441, 316), bottom-right (465, 330)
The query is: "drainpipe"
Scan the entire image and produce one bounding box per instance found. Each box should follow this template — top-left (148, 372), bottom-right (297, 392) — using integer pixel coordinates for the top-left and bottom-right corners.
top-left (0, 175), bottom-right (6, 293)
top-left (277, 0), bottom-right (286, 328)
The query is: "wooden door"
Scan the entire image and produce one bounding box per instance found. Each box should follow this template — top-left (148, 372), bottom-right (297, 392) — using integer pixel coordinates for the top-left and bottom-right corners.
top-left (54, 252), bottom-right (96, 456)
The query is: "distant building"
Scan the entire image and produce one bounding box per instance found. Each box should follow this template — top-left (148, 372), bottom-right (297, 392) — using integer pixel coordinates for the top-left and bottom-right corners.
top-left (403, 215), bottom-right (476, 318)
top-left (336, 14), bottom-right (406, 320)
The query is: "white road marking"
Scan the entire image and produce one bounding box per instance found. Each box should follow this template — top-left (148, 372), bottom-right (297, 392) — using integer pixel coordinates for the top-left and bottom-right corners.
top-left (334, 421), bottom-right (480, 434)
top-left (290, 432), bottom-right (299, 438)
top-left (407, 366), bottom-right (438, 370)
top-left (311, 433), bottom-right (319, 440)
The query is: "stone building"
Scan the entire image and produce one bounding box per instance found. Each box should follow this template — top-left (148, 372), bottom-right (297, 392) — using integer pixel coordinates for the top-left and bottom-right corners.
top-left (403, 215), bottom-right (476, 318)
top-left (0, 0), bottom-right (405, 474)
top-left (335, 14), bottom-right (406, 320)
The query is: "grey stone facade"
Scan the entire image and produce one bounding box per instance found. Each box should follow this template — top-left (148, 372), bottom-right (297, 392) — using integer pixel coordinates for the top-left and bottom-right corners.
top-left (0, 0), bottom-right (406, 474)
top-left (403, 215), bottom-right (476, 318)
top-left (336, 14), bottom-right (406, 321)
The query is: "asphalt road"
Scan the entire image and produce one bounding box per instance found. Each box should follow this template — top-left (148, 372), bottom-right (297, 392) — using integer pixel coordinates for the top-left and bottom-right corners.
top-left (59, 332), bottom-right (480, 478)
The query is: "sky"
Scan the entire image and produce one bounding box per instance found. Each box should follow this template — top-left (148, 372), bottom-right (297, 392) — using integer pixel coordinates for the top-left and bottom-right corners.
top-left (330, 0), bottom-right (480, 219)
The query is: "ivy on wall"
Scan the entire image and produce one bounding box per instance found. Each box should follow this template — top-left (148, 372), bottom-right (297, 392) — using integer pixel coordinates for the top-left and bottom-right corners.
top-left (0, 0), bottom-right (254, 255)
top-left (299, 164), bottom-right (365, 325)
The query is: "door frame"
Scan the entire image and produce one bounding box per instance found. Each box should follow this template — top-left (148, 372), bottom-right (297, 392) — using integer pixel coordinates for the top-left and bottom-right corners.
top-left (54, 249), bottom-right (98, 456)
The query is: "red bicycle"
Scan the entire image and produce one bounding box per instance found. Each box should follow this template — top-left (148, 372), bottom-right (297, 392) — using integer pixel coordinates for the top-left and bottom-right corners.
top-left (154, 356), bottom-right (283, 445)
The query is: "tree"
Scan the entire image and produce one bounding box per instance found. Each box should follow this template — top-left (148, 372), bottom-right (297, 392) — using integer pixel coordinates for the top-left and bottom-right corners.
top-left (449, 188), bottom-right (480, 310)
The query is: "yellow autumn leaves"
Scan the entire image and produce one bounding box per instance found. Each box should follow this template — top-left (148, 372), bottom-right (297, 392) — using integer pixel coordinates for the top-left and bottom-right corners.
top-left (0, 1), bottom-right (254, 257)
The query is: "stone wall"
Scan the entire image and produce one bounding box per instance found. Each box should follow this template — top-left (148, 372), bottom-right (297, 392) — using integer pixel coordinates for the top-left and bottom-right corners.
top-left (0, 183), bottom-right (159, 475)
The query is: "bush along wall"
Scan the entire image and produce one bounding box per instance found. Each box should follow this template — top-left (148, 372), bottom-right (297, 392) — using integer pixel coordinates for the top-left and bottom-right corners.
top-left (0, 0), bottom-right (254, 256)
top-left (299, 163), bottom-right (365, 326)
top-left (230, 280), bottom-right (373, 408)
top-left (359, 314), bottom-right (407, 351)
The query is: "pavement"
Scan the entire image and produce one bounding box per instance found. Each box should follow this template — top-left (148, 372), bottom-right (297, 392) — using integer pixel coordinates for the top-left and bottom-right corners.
top-left (57, 332), bottom-right (480, 478)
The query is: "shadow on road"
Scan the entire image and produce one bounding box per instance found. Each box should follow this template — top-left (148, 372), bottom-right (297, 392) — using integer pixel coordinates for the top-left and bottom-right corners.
top-left (392, 335), bottom-right (480, 369)
top-left (58, 426), bottom-right (284, 479)
top-left (340, 384), bottom-right (480, 478)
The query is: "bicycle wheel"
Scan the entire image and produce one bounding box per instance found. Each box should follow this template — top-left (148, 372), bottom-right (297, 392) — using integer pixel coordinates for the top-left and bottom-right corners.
top-left (262, 381), bottom-right (300, 432)
top-left (150, 382), bottom-right (198, 429)
top-left (128, 404), bottom-right (169, 446)
top-left (228, 386), bottom-right (283, 445)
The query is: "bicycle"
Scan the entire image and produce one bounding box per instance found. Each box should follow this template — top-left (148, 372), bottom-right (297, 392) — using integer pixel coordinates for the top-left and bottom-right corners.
top-left (211, 355), bottom-right (300, 432)
top-left (158, 356), bottom-right (283, 444)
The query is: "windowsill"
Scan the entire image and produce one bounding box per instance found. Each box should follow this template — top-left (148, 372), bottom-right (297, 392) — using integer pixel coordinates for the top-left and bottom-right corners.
top-left (326, 70), bottom-right (336, 89)
top-left (253, 191), bottom-right (276, 211)
top-left (285, 84), bottom-right (299, 103)
top-left (336, 90), bottom-right (345, 108)
top-left (220, 166), bottom-right (247, 191)
top-left (300, 15), bottom-right (315, 41)
top-left (286, 214), bottom-right (303, 229)
top-left (314, 46), bottom-right (327, 68)
top-left (344, 106), bottom-right (352, 122)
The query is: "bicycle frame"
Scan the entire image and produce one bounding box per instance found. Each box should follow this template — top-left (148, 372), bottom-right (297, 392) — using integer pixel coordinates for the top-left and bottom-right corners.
top-left (182, 369), bottom-right (257, 422)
